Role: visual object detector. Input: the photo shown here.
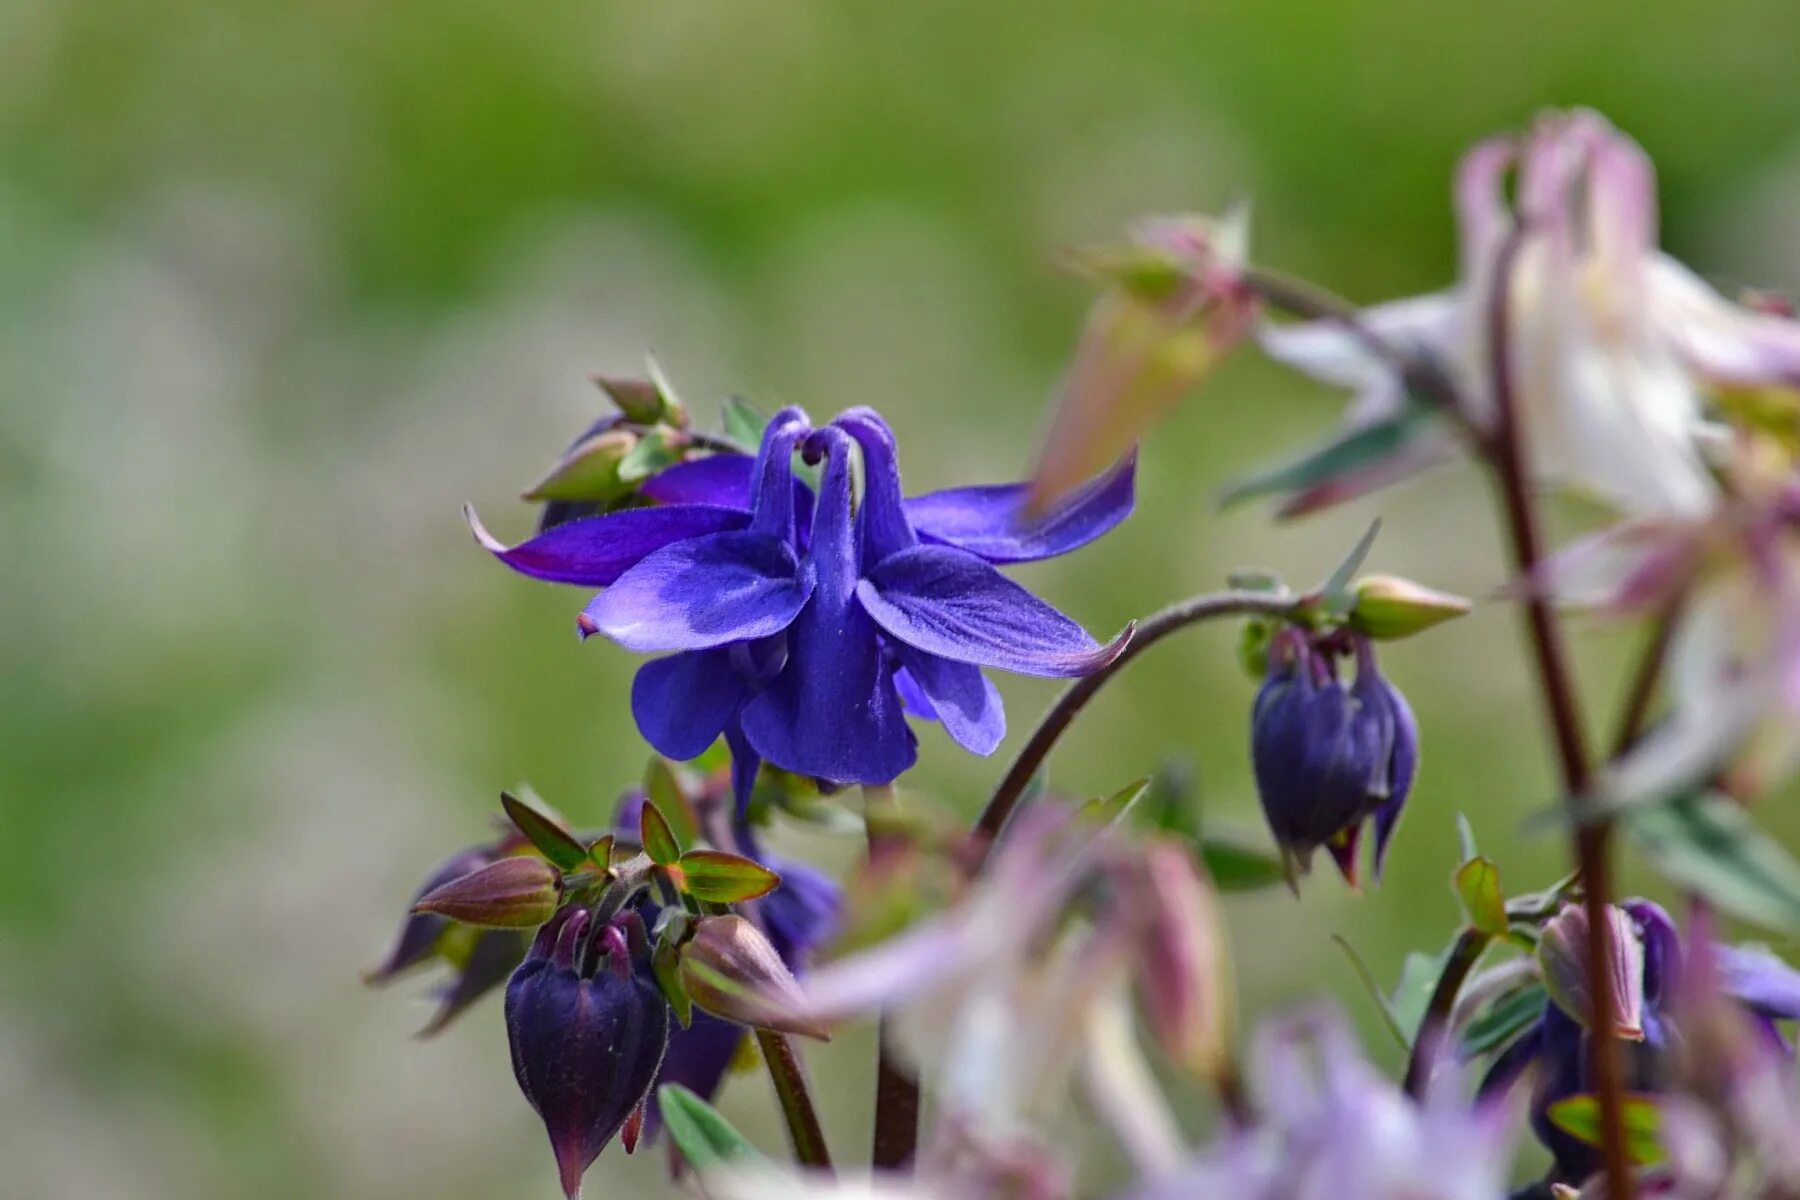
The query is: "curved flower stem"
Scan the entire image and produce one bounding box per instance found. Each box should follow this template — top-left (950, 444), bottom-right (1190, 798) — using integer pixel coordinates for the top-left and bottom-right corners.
top-left (973, 590), bottom-right (1308, 864)
top-left (756, 1029), bottom-right (833, 1169)
top-left (1611, 587), bottom-right (1687, 758)
top-left (864, 784), bottom-right (920, 1169)
top-left (1402, 926), bottom-right (1490, 1098)
top-left (1480, 226), bottom-right (1634, 1200)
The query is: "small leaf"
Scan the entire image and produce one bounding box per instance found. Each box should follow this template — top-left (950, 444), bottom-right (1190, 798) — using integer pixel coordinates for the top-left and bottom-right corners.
top-left (1388, 946), bottom-right (1455, 1042)
top-left (1454, 856), bottom-right (1509, 938)
top-left (640, 799), bottom-right (682, 867)
top-left (1081, 776), bottom-right (1153, 830)
top-left (656, 1084), bottom-right (765, 1171)
top-left (616, 426), bottom-right (682, 484)
top-left (644, 353), bottom-right (690, 426)
top-left (680, 850), bottom-right (782, 904)
top-left (643, 757), bottom-right (700, 850)
top-left (1198, 831), bottom-right (1288, 891)
top-left (1456, 814), bottom-right (1479, 865)
top-left (588, 834), bottom-right (615, 870)
top-left (501, 791), bottom-right (590, 873)
top-left (722, 395), bottom-right (769, 450)
top-left (1459, 981), bottom-right (1547, 1058)
top-left (1546, 1093), bottom-right (1665, 1165)
top-left (1331, 935), bottom-right (1411, 1051)
top-left (653, 919), bottom-right (694, 1028)
top-left (1627, 792), bottom-right (1800, 934)
top-left (1219, 407), bottom-right (1432, 510)
top-left (1317, 518), bottom-right (1382, 615)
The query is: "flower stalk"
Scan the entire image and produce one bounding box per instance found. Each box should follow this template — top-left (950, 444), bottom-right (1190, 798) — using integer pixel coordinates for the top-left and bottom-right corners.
top-left (1480, 224), bottom-right (1635, 1200)
top-left (756, 1029), bottom-right (833, 1169)
top-left (863, 784), bottom-right (921, 1169)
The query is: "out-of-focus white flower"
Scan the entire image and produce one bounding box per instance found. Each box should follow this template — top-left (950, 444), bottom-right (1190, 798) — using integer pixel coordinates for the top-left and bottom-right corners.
top-left (1262, 109), bottom-right (1800, 518)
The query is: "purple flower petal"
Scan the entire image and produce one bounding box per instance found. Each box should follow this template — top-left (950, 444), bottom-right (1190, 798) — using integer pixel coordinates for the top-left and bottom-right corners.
top-left (1717, 944), bottom-right (1800, 1021)
top-left (580, 531), bottom-right (813, 652)
top-left (630, 650), bottom-right (746, 760)
top-left (467, 502), bottom-right (749, 587)
top-left (639, 454), bottom-right (755, 507)
top-left (891, 665), bottom-right (938, 719)
top-left (904, 451), bottom-right (1136, 564)
top-left (740, 428), bottom-right (917, 784)
top-left (857, 544), bottom-right (1130, 678)
top-left (888, 645), bottom-right (1004, 755)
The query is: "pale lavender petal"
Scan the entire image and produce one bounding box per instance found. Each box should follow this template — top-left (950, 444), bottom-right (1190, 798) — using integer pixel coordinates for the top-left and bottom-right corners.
top-left (631, 650), bottom-right (746, 760)
top-left (1455, 136), bottom-right (1516, 282)
top-left (467, 502), bottom-right (748, 587)
top-left (891, 665), bottom-right (937, 719)
top-left (904, 452), bottom-right (1136, 565)
top-left (1717, 945), bottom-right (1800, 1021)
top-left (888, 645), bottom-right (1004, 756)
top-left (581, 531), bottom-right (812, 652)
top-left (1650, 255), bottom-right (1800, 386)
top-left (857, 545), bottom-right (1130, 678)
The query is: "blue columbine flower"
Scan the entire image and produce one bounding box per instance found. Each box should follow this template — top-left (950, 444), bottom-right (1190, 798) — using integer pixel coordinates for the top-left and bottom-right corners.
top-left (471, 404), bottom-right (1134, 798)
top-left (1250, 628), bottom-right (1417, 886)
top-left (1479, 899), bottom-right (1800, 1184)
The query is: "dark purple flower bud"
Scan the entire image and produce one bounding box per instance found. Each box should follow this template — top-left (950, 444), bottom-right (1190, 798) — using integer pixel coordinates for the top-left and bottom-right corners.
top-left (1538, 902), bottom-right (1648, 1040)
top-left (412, 855), bottom-right (561, 928)
top-left (1250, 631), bottom-right (1414, 886)
top-left (506, 907), bottom-right (672, 1199)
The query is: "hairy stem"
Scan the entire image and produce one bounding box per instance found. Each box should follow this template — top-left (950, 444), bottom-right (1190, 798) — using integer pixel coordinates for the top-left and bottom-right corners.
top-left (1480, 227), bottom-right (1634, 1200)
top-left (864, 785), bottom-right (920, 1169)
top-left (972, 590), bottom-right (1307, 865)
top-left (1402, 927), bottom-right (1490, 1098)
top-left (756, 1029), bottom-right (833, 1169)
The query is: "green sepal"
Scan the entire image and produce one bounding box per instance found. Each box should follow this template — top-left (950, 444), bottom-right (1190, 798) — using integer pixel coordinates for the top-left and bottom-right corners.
top-left (1546, 1093), bottom-right (1665, 1165)
top-left (679, 850), bottom-right (782, 904)
top-left (639, 799), bottom-right (683, 867)
top-left (500, 791), bottom-right (590, 873)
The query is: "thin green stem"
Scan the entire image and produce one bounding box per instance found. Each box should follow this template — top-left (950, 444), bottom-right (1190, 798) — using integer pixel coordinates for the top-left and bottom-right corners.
top-left (1402, 927), bottom-right (1490, 1098)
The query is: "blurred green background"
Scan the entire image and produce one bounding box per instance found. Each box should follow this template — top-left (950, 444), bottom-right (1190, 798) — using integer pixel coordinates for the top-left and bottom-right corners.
top-left (7, 1), bottom-right (1800, 1196)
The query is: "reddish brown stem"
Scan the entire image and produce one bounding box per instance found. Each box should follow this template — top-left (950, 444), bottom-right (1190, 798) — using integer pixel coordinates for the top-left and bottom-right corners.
top-left (1481, 227), bottom-right (1634, 1200)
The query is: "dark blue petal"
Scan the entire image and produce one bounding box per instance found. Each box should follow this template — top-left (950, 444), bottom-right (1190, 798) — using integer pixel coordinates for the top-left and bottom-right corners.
top-left (631, 650), bottom-right (746, 761)
top-left (905, 451), bottom-right (1137, 564)
top-left (419, 928), bottom-right (530, 1037)
top-left (642, 1013), bottom-right (745, 1146)
top-left (891, 665), bottom-right (938, 719)
top-left (741, 428), bottom-right (917, 784)
top-left (1717, 944), bottom-right (1800, 1021)
top-left (1475, 1016), bottom-right (1545, 1101)
top-left (581, 531), bottom-right (813, 652)
top-left (469, 503), bottom-right (749, 587)
top-left (857, 544), bottom-right (1128, 678)
top-left (833, 408), bottom-right (918, 562)
top-left (641, 455), bottom-right (816, 547)
top-left (724, 723), bottom-right (762, 817)
top-left (887, 645), bottom-right (1004, 756)
top-left (1623, 899), bottom-right (1681, 1006)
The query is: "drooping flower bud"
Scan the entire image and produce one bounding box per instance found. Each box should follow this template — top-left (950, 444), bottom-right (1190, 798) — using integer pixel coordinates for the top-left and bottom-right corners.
top-left (413, 855), bottom-right (561, 928)
top-left (1249, 630), bottom-right (1416, 886)
top-left (1538, 902), bottom-right (1647, 1041)
top-left (506, 907), bottom-right (673, 1199)
top-left (1136, 842), bottom-right (1233, 1081)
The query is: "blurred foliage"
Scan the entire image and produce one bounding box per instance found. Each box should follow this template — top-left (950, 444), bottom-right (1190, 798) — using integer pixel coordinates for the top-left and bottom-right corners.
top-left (5, 1), bottom-right (1800, 1196)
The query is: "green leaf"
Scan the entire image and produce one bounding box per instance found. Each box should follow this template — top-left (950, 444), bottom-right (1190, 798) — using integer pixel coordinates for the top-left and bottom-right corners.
top-left (1454, 856), bottom-right (1509, 937)
top-left (1456, 814), bottom-right (1479, 864)
top-left (616, 426), bottom-right (681, 483)
top-left (500, 791), bottom-right (590, 873)
top-left (1197, 832), bottom-right (1287, 891)
top-left (1546, 1093), bottom-right (1665, 1165)
top-left (1331, 935), bottom-right (1432, 1051)
top-left (1081, 776), bottom-right (1153, 830)
top-left (1459, 981), bottom-right (1547, 1058)
top-left (587, 833), bottom-right (614, 871)
top-left (1218, 407), bottom-right (1432, 510)
top-left (722, 395), bottom-right (769, 449)
top-left (679, 850), bottom-right (782, 903)
top-left (640, 799), bottom-right (683, 867)
top-left (644, 353), bottom-right (689, 424)
top-left (1317, 518), bottom-right (1381, 615)
top-left (643, 757), bottom-right (700, 850)
top-left (653, 920), bottom-right (693, 1028)
top-left (1627, 792), bottom-right (1800, 933)
top-left (656, 1084), bottom-right (765, 1170)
